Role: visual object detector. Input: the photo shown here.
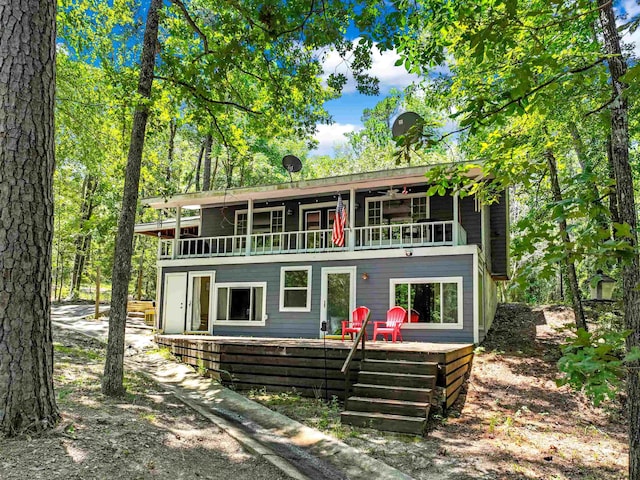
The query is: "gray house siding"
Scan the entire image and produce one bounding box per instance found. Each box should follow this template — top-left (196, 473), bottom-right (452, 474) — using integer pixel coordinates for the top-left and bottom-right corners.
top-left (198, 189), bottom-right (503, 260)
top-left (159, 252), bottom-right (475, 343)
top-left (489, 193), bottom-right (509, 278)
top-left (460, 196), bottom-right (481, 246)
top-left (429, 194), bottom-right (453, 222)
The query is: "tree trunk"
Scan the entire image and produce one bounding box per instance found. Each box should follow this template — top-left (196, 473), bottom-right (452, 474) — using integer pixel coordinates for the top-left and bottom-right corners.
top-left (194, 140), bottom-right (205, 191)
top-left (166, 118), bottom-right (176, 183)
top-left (0, 0), bottom-right (59, 435)
top-left (606, 135), bottom-right (621, 234)
top-left (57, 257), bottom-right (66, 303)
top-left (598, 2), bottom-right (640, 478)
top-left (202, 134), bottom-right (212, 191)
top-left (68, 175), bottom-right (98, 299)
top-left (102, 0), bottom-right (163, 397)
top-left (137, 251), bottom-right (144, 301)
top-left (545, 149), bottom-right (588, 331)
top-left (211, 153), bottom-right (219, 187)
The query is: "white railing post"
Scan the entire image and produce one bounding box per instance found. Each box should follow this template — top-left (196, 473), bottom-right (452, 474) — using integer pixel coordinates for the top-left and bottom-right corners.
top-left (246, 199), bottom-right (253, 256)
top-left (348, 188), bottom-right (356, 251)
top-left (453, 192), bottom-right (460, 245)
top-left (173, 206), bottom-right (182, 259)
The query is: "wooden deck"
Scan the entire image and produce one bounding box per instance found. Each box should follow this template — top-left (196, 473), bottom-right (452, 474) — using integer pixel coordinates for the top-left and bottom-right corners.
top-left (155, 335), bottom-right (474, 409)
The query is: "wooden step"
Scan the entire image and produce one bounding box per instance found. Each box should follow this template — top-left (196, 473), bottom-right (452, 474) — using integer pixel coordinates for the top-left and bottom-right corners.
top-left (346, 396), bottom-right (430, 417)
top-left (357, 371), bottom-right (436, 389)
top-left (352, 383), bottom-right (433, 403)
top-left (341, 411), bottom-right (426, 435)
top-left (361, 358), bottom-right (438, 376)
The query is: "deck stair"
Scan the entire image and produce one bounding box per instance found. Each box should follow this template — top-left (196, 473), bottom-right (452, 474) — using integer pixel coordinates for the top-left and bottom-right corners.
top-left (341, 358), bottom-right (437, 435)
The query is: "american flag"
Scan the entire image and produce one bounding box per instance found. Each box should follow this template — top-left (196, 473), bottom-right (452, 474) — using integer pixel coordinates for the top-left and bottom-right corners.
top-left (332, 194), bottom-right (347, 247)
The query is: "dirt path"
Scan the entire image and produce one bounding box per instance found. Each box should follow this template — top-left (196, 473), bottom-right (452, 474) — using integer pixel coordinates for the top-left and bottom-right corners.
top-left (0, 328), bottom-right (286, 480)
top-left (252, 304), bottom-right (628, 480)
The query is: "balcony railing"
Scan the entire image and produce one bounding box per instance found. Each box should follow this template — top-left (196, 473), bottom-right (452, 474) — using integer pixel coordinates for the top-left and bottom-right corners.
top-left (159, 221), bottom-right (467, 259)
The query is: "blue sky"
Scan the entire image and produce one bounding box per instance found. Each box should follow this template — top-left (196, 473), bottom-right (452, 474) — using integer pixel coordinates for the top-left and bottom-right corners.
top-left (311, 38), bottom-right (420, 156)
top-left (311, 0), bottom-right (640, 157)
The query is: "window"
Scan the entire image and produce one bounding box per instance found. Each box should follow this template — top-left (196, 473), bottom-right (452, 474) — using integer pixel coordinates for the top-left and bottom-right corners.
top-left (214, 282), bottom-right (266, 326)
top-left (366, 193), bottom-right (429, 226)
top-left (390, 277), bottom-right (463, 329)
top-left (236, 207), bottom-right (285, 251)
top-left (280, 266), bottom-right (312, 312)
top-left (235, 207), bottom-right (285, 235)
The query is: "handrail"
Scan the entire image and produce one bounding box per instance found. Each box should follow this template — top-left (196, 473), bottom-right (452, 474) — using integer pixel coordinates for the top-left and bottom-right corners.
top-left (340, 313), bottom-right (372, 400)
top-left (161, 220), bottom-right (467, 259)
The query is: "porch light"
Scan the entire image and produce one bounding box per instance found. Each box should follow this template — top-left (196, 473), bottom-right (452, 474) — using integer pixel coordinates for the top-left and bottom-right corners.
top-left (361, 272), bottom-right (369, 280)
top-left (286, 208), bottom-right (294, 216)
top-left (589, 269), bottom-right (616, 301)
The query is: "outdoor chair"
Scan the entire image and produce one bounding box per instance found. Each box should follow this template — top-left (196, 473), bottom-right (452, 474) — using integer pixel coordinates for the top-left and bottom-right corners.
top-left (341, 306), bottom-right (370, 341)
top-left (373, 306), bottom-right (407, 343)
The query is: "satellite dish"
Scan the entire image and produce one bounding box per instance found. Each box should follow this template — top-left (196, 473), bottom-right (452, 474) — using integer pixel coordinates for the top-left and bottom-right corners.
top-left (392, 112), bottom-right (424, 139)
top-left (282, 155), bottom-right (302, 182)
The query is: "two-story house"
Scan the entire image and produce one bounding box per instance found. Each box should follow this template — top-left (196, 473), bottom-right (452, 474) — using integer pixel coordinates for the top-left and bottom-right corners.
top-left (137, 164), bottom-right (508, 345)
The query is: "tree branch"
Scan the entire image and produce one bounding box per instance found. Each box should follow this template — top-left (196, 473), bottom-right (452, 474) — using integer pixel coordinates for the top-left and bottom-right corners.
top-left (169, 0), bottom-right (209, 53)
top-left (531, 0), bottom-right (612, 31)
top-left (154, 75), bottom-right (262, 114)
top-left (276, 0), bottom-right (317, 36)
top-left (585, 95), bottom-right (616, 117)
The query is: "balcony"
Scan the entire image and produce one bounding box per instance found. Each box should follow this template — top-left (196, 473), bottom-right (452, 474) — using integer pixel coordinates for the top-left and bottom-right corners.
top-left (158, 221), bottom-right (468, 260)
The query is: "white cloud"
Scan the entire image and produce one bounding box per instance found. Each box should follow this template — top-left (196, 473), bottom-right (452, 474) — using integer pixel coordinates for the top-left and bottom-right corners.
top-left (318, 40), bottom-right (420, 94)
top-left (311, 123), bottom-right (359, 156)
top-left (618, 0), bottom-right (640, 57)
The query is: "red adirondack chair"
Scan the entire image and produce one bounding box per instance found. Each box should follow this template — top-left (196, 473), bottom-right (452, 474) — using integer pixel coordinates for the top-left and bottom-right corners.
top-left (373, 306), bottom-right (407, 342)
top-left (341, 306), bottom-right (370, 341)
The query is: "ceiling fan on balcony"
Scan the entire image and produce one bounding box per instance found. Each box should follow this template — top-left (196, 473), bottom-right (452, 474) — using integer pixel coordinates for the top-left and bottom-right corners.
top-left (376, 185), bottom-right (409, 198)
top-left (377, 187), bottom-right (400, 197)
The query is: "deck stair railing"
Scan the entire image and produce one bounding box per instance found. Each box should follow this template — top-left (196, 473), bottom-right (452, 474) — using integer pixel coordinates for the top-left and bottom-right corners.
top-left (340, 314), bottom-right (372, 401)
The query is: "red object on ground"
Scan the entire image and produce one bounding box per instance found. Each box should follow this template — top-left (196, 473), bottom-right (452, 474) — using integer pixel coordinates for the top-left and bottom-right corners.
top-left (373, 306), bottom-right (407, 343)
top-left (341, 306), bottom-right (370, 341)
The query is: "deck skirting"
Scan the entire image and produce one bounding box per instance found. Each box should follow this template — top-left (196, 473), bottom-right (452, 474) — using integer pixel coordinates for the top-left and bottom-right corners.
top-left (154, 335), bottom-right (473, 409)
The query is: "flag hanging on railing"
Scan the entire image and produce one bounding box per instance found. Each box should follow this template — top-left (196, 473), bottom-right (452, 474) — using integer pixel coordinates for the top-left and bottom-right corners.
top-left (332, 194), bottom-right (347, 247)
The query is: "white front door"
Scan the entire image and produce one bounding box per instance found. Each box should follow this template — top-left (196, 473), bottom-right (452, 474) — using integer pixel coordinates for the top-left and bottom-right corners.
top-left (320, 266), bottom-right (356, 337)
top-left (163, 272), bottom-right (187, 334)
top-left (186, 271), bottom-right (215, 333)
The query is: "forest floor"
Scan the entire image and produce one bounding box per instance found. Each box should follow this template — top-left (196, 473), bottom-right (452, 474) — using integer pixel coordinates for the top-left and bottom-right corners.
top-left (249, 304), bottom-right (629, 480)
top-left (0, 305), bottom-right (627, 479)
top-left (0, 328), bottom-right (285, 480)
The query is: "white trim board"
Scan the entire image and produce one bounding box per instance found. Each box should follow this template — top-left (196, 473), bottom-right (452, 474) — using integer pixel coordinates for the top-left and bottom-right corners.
top-left (185, 271), bottom-right (215, 334)
top-left (234, 205), bottom-right (285, 235)
top-left (158, 244), bottom-right (480, 268)
top-left (320, 266), bottom-right (357, 337)
top-left (388, 276), bottom-right (464, 330)
top-left (279, 266), bottom-right (312, 312)
top-left (473, 249), bottom-right (479, 344)
top-left (299, 200), bottom-right (349, 231)
top-left (364, 191), bottom-right (430, 227)
top-left (213, 281), bottom-right (267, 327)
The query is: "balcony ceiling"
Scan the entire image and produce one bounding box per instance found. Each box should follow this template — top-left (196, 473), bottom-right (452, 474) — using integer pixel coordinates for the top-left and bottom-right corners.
top-left (142, 163), bottom-right (486, 210)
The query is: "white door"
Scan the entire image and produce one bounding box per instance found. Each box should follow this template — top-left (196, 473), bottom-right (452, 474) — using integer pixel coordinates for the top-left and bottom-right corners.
top-left (163, 272), bottom-right (187, 334)
top-left (186, 271), bottom-right (215, 333)
top-left (320, 267), bottom-right (356, 337)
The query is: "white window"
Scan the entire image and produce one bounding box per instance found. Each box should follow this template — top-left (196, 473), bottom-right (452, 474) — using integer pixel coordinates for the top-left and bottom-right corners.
top-left (366, 193), bottom-right (429, 226)
top-left (280, 266), bottom-right (312, 312)
top-left (389, 277), bottom-right (463, 329)
top-left (235, 207), bottom-right (285, 235)
top-left (214, 282), bottom-right (267, 326)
